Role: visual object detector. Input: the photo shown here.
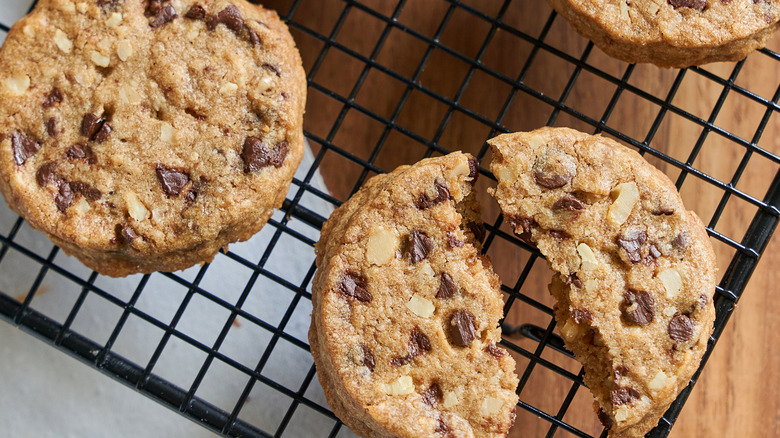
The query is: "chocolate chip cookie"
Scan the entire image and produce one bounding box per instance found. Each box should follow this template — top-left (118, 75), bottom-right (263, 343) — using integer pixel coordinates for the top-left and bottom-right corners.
top-left (548, 0), bottom-right (780, 67)
top-left (310, 152), bottom-right (519, 438)
top-left (0, 0), bottom-right (306, 276)
top-left (488, 128), bottom-right (717, 437)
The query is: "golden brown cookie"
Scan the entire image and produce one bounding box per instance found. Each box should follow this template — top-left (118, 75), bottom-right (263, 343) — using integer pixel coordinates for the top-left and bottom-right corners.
top-left (310, 152), bottom-right (519, 438)
top-left (489, 127), bottom-right (717, 438)
top-left (0, 0), bottom-right (306, 276)
top-left (547, 0), bottom-right (780, 68)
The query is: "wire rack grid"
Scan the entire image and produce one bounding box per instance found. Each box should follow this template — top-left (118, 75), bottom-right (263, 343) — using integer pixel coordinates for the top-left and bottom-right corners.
top-left (1, 0), bottom-right (779, 437)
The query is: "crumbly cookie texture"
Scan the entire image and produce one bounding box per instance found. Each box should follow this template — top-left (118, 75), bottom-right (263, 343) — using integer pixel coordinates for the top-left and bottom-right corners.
top-left (547, 0), bottom-right (780, 67)
top-left (0, 0), bottom-right (306, 276)
top-left (488, 128), bottom-right (716, 438)
top-left (310, 152), bottom-right (519, 438)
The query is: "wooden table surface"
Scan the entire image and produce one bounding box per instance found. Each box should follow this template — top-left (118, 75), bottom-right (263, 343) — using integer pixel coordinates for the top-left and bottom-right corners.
top-left (265, 0), bottom-right (780, 436)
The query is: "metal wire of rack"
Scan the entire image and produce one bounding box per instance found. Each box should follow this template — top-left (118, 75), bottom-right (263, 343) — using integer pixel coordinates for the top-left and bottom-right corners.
top-left (1, 0), bottom-right (779, 437)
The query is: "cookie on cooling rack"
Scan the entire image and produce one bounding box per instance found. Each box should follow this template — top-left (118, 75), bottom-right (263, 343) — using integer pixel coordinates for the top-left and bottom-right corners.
top-left (547, 0), bottom-right (780, 68)
top-left (488, 127), bottom-right (717, 438)
top-left (310, 152), bottom-right (519, 438)
top-left (0, 0), bottom-right (306, 276)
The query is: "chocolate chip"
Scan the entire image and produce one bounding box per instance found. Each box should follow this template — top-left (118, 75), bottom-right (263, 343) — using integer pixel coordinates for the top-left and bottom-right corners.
top-left (435, 419), bottom-right (452, 435)
top-left (485, 342), bottom-right (507, 358)
top-left (647, 244), bottom-right (662, 262)
top-left (80, 113), bottom-right (104, 140)
top-left (98, 0), bottom-right (122, 12)
top-left (55, 182), bottom-right (74, 212)
top-left (446, 232), bottom-right (463, 248)
top-left (360, 344), bottom-right (375, 372)
top-left (467, 156), bottom-right (479, 183)
top-left (436, 273), bottom-right (457, 299)
top-left (149, 1), bottom-right (177, 27)
top-left (248, 28), bottom-right (261, 46)
top-left (698, 294), bottom-right (708, 307)
top-left (121, 224), bottom-right (140, 244)
top-left (415, 178), bottom-right (450, 209)
top-left (596, 408), bottom-right (613, 429)
top-left (263, 63), bottom-right (281, 77)
top-left (390, 355), bottom-right (410, 367)
top-left (611, 387), bottom-right (641, 405)
top-left (669, 314), bottom-right (694, 342)
top-left (407, 230), bottom-right (432, 264)
top-left (70, 181), bottom-right (101, 201)
top-left (421, 382), bottom-right (442, 407)
top-left (552, 195), bottom-right (584, 211)
top-left (46, 117), bottom-right (58, 137)
top-left (241, 137), bottom-right (287, 172)
top-left (673, 232), bottom-right (688, 249)
top-left (613, 365), bottom-right (629, 385)
top-left (36, 162), bottom-right (59, 187)
top-left (338, 271), bottom-right (371, 303)
top-left (43, 88), bottom-right (63, 108)
top-left (408, 327), bottom-right (431, 356)
top-left (156, 164), bottom-right (190, 197)
top-left (467, 222), bottom-right (485, 243)
top-left (652, 205), bottom-right (675, 216)
top-left (11, 131), bottom-right (40, 165)
top-left (617, 230), bottom-right (647, 263)
top-left (208, 5), bottom-right (243, 33)
top-left (565, 273), bottom-right (582, 288)
top-left (184, 186), bottom-right (198, 204)
top-left (668, 0), bottom-right (706, 10)
top-left (184, 4), bottom-right (206, 19)
top-left (572, 308), bottom-right (593, 324)
top-left (449, 310), bottom-right (476, 347)
top-left (534, 171), bottom-right (571, 188)
top-left (549, 229), bottom-right (570, 240)
top-left (506, 214), bottom-right (536, 245)
top-left (621, 290), bottom-right (654, 326)
top-left (93, 122), bottom-right (112, 143)
top-left (66, 144), bottom-right (95, 164)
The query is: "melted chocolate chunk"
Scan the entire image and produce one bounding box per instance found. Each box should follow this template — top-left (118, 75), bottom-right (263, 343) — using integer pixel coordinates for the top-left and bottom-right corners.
top-left (673, 232), bottom-right (688, 249)
top-left (647, 243), bottom-right (662, 262)
top-left (467, 156), bottom-right (479, 183)
top-left (46, 118), bottom-right (59, 137)
top-left (415, 178), bottom-right (450, 209)
top-left (55, 182), bottom-right (74, 212)
top-left (446, 232), bottom-right (463, 248)
top-left (597, 408), bottom-right (613, 429)
top-left (617, 230), bottom-right (647, 263)
top-left (184, 4), bottom-right (206, 19)
top-left (241, 138), bottom-right (288, 172)
top-left (467, 222), bottom-right (485, 243)
top-left (611, 387), bottom-right (641, 405)
top-left (549, 229), bottom-right (570, 240)
top-left (435, 418), bottom-right (452, 435)
top-left (613, 365), bottom-right (629, 385)
top-left (449, 310), bottom-right (476, 347)
top-left (36, 162), bottom-right (60, 187)
top-left (572, 308), bottom-right (593, 324)
top-left (506, 214), bottom-right (536, 245)
top-left (652, 205), bottom-right (675, 216)
top-left (209, 5), bottom-right (243, 33)
top-left (421, 382), bottom-right (443, 407)
top-left (149, 1), bottom-right (177, 27)
top-left (565, 273), bottom-right (582, 288)
top-left (621, 290), bottom-right (655, 326)
top-left (668, 0), bottom-right (706, 10)
top-left (93, 122), bottom-right (112, 143)
top-left (66, 144), bottom-right (95, 164)
top-left (669, 314), bottom-right (694, 342)
top-left (80, 113), bottom-right (108, 141)
top-left (121, 224), bottom-right (140, 245)
top-left (263, 63), bottom-right (281, 77)
top-left (534, 171), bottom-right (572, 189)
top-left (70, 181), bottom-right (102, 201)
top-left (407, 230), bottom-right (432, 264)
top-left (11, 131), bottom-right (40, 165)
top-left (436, 273), bottom-right (457, 299)
top-left (43, 88), bottom-right (63, 108)
top-left (485, 342), bottom-right (507, 358)
top-left (248, 28), bottom-right (261, 46)
top-left (409, 328), bottom-right (432, 356)
top-left (552, 195), bottom-right (584, 211)
top-left (156, 164), bottom-right (190, 196)
top-left (390, 355), bottom-right (411, 367)
top-left (360, 344), bottom-right (375, 372)
top-left (338, 271), bottom-right (371, 303)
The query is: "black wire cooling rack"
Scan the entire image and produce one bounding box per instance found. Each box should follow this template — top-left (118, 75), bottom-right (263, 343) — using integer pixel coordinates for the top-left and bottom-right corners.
top-left (2, 0), bottom-right (780, 437)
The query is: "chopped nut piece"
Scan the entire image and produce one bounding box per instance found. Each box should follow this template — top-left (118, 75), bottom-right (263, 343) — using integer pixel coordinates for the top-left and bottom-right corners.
top-left (480, 396), bottom-right (503, 415)
top-left (60, 2), bottom-right (76, 13)
top-left (220, 82), bottom-right (239, 95)
top-left (406, 294), bottom-right (435, 318)
top-left (125, 191), bottom-right (150, 221)
top-left (119, 85), bottom-right (141, 104)
top-left (385, 376), bottom-right (414, 395)
top-left (76, 2), bottom-right (87, 13)
top-left (23, 25), bottom-right (35, 37)
top-left (577, 243), bottom-right (598, 271)
top-left (106, 12), bottom-right (122, 27)
top-left (608, 181), bottom-right (639, 226)
top-left (54, 29), bottom-right (73, 53)
top-left (73, 197), bottom-right (91, 214)
top-left (91, 51), bottom-right (111, 67)
top-left (658, 268), bottom-right (682, 298)
top-left (117, 40), bottom-right (132, 61)
top-left (160, 122), bottom-right (175, 143)
top-left (257, 75), bottom-right (274, 92)
top-left (4, 75), bottom-right (30, 96)
top-left (648, 371), bottom-right (672, 393)
top-left (442, 391), bottom-right (459, 408)
top-left (366, 228), bottom-right (397, 265)
top-left (615, 408), bottom-right (629, 422)
top-left (453, 158), bottom-right (471, 178)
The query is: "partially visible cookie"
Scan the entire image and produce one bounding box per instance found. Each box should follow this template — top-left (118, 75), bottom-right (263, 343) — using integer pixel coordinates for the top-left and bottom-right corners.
top-left (488, 128), bottom-right (716, 437)
top-left (310, 152), bottom-right (519, 438)
top-left (0, 0), bottom-right (306, 276)
top-left (547, 0), bottom-right (780, 68)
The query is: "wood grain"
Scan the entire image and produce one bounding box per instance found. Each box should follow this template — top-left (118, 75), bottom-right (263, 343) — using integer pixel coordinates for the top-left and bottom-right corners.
top-left (263, 0), bottom-right (780, 435)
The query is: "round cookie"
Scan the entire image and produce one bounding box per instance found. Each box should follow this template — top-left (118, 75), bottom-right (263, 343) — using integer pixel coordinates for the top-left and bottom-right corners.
top-left (488, 128), bottom-right (716, 438)
top-left (547, 0), bottom-right (780, 68)
top-left (0, 0), bottom-right (306, 276)
top-left (310, 152), bottom-right (519, 438)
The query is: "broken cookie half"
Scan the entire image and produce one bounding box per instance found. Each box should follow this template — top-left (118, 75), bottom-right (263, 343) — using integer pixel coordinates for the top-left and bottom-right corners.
top-left (488, 127), bottom-right (716, 438)
top-left (310, 152), bottom-right (518, 438)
